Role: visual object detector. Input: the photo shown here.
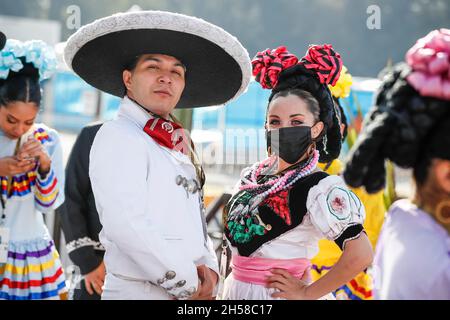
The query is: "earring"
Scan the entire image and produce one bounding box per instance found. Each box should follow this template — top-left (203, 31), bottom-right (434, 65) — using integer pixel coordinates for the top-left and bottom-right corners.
top-left (435, 200), bottom-right (450, 224)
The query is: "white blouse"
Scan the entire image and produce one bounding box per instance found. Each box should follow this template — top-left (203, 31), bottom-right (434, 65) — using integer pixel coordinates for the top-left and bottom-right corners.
top-left (374, 199), bottom-right (450, 300)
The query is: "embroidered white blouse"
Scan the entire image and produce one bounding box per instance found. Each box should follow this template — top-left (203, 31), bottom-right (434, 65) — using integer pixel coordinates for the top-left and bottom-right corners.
top-left (223, 174), bottom-right (366, 300)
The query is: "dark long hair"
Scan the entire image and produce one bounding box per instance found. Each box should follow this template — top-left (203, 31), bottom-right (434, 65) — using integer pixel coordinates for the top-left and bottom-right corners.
top-left (0, 61), bottom-right (41, 108)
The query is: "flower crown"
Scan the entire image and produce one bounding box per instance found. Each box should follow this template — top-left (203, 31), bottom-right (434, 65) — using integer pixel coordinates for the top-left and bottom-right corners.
top-left (0, 39), bottom-right (56, 81)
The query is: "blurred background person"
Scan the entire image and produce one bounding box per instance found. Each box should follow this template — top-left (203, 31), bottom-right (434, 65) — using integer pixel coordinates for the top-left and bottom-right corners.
top-left (59, 122), bottom-right (104, 300)
top-left (344, 28), bottom-right (450, 300)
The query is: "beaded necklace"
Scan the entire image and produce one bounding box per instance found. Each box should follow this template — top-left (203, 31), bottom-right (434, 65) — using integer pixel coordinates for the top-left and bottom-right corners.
top-left (240, 150), bottom-right (319, 210)
top-left (225, 150), bottom-right (319, 243)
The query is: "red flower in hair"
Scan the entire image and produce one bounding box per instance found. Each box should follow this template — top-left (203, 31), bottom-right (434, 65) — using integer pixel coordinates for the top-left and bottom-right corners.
top-left (252, 46), bottom-right (299, 89)
top-left (300, 44), bottom-right (343, 86)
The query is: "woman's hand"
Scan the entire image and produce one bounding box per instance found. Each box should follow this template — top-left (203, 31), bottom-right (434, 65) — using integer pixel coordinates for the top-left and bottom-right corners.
top-left (268, 233), bottom-right (373, 300)
top-left (17, 137), bottom-right (51, 175)
top-left (267, 268), bottom-right (312, 300)
top-left (0, 156), bottom-right (36, 176)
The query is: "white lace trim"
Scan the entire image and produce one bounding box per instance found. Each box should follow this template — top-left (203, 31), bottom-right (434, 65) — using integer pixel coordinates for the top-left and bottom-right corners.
top-left (66, 236), bottom-right (105, 254)
top-left (64, 10), bottom-right (251, 105)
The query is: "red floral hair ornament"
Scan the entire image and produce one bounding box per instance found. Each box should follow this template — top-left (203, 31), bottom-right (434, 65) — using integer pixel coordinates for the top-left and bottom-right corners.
top-left (252, 46), bottom-right (298, 89)
top-left (252, 44), bottom-right (343, 90)
top-left (300, 44), bottom-right (342, 86)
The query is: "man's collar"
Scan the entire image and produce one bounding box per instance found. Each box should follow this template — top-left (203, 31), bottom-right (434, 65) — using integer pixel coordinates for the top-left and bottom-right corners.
top-left (118, 96), bottom-right (154, 129)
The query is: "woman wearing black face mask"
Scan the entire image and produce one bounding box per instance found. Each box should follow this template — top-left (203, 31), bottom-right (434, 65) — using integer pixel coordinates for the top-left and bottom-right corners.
top-left (220, 45), bottom-right (373, 300)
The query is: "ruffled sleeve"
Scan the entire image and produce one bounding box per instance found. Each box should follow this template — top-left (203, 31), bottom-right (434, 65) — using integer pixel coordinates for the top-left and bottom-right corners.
top-left (306, 175), bottom-right (366, 250)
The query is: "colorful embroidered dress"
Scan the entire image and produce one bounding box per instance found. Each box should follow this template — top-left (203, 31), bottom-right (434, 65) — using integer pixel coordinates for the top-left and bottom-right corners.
top-left (222, 161), bottom-right (366, 300)
top-left (0, 124), bottom-right (67, 300)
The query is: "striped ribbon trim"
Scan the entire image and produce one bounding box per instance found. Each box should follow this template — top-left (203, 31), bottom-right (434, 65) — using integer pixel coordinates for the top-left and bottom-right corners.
top-left (34, 170), bottom-right (59, 208)
top-left (8, 241), bottom-right (54, 260)
top-left (0, 251), bottom-right (60, 274)
top-left (0, 281), bottom-right (66, 300)
top-left (1, 267), bottom-right (64, 290)
top-left (0, 172), bottom-right (37, 197)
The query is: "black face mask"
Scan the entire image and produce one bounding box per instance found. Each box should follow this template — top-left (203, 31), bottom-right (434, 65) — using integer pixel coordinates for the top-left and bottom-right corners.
top-left (266, 126), bottom-right (313, 164)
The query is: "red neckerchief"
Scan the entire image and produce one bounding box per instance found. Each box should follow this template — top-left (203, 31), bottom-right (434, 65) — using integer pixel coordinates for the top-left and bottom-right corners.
top-left (143, 117), bottom-right (190, 155)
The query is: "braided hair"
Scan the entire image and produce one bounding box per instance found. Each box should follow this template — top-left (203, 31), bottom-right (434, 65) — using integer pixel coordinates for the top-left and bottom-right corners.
top-left (252, 45), bottom-right (343, 163)
top-left (343, 29), bottom-right (450, 193)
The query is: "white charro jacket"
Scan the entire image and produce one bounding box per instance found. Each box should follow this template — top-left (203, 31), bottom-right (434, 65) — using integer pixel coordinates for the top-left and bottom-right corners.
top-left (89, 97), bottom-right (218, 299)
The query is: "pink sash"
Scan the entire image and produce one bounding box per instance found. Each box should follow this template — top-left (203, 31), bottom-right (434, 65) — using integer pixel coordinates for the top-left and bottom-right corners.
top-left (231, 255), bottom-right (311, 286)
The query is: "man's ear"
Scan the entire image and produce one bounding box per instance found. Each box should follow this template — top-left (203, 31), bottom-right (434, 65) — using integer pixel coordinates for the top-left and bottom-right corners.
top-left (433, 159), bottom-right (450, 194)
top-left (123, 69), bottom-right (132, 92)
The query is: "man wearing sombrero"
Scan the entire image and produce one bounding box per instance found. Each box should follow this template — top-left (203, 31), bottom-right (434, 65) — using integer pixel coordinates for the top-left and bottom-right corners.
top-left (64, 11), bottom-right (251, 299)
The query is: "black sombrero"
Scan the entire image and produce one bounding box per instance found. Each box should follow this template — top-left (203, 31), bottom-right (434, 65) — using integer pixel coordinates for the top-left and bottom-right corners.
top-left (64, 11), bottom-right (251, 108)
top-left (0, 31), bottom-right (6, 51)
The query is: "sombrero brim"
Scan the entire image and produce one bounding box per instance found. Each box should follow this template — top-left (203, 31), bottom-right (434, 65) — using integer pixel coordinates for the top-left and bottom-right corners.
top-left (64, 11), bottom-right (251, 109)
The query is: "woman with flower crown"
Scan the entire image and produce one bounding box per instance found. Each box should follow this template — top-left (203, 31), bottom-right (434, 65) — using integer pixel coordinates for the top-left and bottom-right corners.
top-left (0, 39), bottom-right (67, 300)
top-left (221, 45), bottom-right (373, 300)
